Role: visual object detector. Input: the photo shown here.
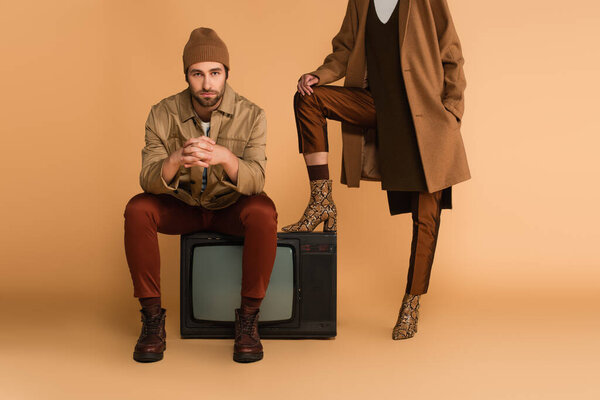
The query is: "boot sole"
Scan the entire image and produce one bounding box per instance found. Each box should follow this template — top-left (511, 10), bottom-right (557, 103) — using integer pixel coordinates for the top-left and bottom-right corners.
top-left (233, 351), bottom-right (263, 363)
top-left (133, 351), bottom-right (164, 363)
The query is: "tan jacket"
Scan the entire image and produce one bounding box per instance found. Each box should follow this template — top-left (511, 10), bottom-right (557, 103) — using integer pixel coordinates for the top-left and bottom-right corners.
top-left (309, 0), bottom-right (470, 192)
top-left (140, 84), bottom-right (267, 210)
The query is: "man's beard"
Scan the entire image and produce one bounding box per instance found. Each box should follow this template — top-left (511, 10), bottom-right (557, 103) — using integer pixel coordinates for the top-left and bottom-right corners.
top-left (192, 88), bottom-right (224, 107)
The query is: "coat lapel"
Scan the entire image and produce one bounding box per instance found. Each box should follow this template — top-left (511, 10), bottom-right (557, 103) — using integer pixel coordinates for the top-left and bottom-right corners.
top-left (359, 0), bottom-right (369, 27)
top-left (398, 0), bottom-right (411, 51)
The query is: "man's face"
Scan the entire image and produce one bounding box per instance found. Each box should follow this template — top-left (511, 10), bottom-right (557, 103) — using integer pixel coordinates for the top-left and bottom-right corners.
top-left (186, 61), bottom-right (227, 108)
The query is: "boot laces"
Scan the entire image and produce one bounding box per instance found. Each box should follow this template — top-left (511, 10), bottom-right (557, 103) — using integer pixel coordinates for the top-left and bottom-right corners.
top-left (239, 313), bottom-right (258, 336)
top-left (142, 314), bottom-right (163, 335)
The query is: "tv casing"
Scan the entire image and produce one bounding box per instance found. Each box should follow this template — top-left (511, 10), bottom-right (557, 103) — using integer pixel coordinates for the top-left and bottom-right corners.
top-left (180, 231), bottom-right (337, 339)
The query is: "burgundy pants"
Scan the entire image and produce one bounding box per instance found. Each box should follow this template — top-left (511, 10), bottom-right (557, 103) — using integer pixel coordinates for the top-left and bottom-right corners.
top-left (124, 192), bottom-right (278, 299)
top-left (294, 86), bottom-right (443, 295)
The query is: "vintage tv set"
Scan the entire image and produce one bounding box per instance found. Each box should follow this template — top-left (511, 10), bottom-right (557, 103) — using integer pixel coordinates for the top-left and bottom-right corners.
top-left (180, 231), bottom-right (336, 339)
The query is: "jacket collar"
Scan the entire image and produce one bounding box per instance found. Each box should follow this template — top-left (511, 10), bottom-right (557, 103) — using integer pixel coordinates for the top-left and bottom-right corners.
top-left (179, 83), bottom-right (235, 123)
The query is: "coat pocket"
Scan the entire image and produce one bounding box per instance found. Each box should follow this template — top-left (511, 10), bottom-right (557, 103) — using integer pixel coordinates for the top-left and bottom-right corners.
top-left (442, 102), bottom-right (461, 124)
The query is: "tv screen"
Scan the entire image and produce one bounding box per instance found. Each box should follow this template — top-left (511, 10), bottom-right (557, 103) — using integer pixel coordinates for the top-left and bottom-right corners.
top-left (180, 232), bottom-right (336, 339)
top-left (191, 245), bottom-right (295, 322)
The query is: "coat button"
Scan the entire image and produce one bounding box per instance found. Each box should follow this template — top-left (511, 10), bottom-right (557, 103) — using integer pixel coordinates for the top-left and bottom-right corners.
top-left (190, 180), bottom-right (196, 184)
top-left (173, 189), bottom-right (179, 194)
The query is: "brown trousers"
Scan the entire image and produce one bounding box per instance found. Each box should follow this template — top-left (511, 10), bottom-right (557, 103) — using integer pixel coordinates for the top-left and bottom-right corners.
top-left (124, 192), bottom-right (278, 299)
top-left (294, 85), bottom-right (442, 295)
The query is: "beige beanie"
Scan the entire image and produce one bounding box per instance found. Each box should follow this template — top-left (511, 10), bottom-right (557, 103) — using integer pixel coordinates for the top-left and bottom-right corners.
top-left (182, 27), bottom-right (230, 73)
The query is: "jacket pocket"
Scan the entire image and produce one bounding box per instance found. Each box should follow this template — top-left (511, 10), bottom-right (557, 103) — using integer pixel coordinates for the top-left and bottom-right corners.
top-left (217, 137), bottom-right (246, 157)
top-left (166, 120), bottom-right (183, 152)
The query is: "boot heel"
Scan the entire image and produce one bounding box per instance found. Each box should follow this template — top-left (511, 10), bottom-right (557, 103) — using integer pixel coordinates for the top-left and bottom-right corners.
top-left (323, 214), bottom-right (337, 232)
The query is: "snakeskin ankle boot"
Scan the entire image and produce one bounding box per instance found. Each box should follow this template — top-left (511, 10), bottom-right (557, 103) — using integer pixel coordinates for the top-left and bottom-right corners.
top-left (392, 293), bottom-right (420, 340)
top-left (281, 179), bottom-right (337, 232)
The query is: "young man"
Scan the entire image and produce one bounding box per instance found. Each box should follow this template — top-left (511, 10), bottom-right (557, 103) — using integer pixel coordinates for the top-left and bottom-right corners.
top-left (124, 27), bottom-right (277, 363)
top-left (282, 0), bottom-right (470, 339)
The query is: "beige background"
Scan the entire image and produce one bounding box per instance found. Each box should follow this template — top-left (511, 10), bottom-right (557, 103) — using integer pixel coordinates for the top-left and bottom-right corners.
top-left (1, 0), bottom-right (599, 398)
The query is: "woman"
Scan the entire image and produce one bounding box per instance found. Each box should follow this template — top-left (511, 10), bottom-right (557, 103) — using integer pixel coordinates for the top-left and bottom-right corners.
top-left (282, 0), bottom-right (470, 339)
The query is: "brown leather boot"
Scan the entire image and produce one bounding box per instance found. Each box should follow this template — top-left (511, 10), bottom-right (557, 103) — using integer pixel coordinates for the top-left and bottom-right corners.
top-left (281, 179), bottom-right (337, 232)
top-left (233, 308), bottom-right (263, 363)
top-left (133, 306), bottom-right (166, 363)
top-left (392, 293), bottom-right (420, 340)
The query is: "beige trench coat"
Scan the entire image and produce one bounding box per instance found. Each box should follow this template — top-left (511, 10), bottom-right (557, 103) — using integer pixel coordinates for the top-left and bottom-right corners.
top-left (309, 0), bottom-right (470, 195)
